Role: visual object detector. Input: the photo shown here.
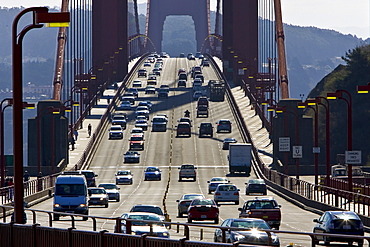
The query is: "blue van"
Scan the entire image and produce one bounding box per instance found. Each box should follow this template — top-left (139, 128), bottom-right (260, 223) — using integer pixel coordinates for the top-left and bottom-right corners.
top-left (53, 175), bottom-right (89, 221)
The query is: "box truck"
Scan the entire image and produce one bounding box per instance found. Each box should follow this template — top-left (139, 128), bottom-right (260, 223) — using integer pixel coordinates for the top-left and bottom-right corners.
top-left (228, 143), bottom-right (252, 175)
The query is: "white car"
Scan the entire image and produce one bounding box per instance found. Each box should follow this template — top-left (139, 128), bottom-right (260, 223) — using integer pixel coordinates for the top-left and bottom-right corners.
top-left (207, 177), bottom-right (230, 194)
top-left (135, 119), bottom-right (148, 131)
top-left (109, 126), bottom-right (124, 139)
top-left (98, 183), bottom-right (120, 202)
top-left (133, 80), bottom-right (142, 87)
top-left (115, 170), bottom-right (133, 184)
top-left (117, 101), bottom-right (131, 110)
top-left (131, 127), bottom-right (144, 134)
top-left (214, 184), bottom-right (240, 205)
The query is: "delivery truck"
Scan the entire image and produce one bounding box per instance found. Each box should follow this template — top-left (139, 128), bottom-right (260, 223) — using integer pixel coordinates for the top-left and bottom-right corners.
top-left (228, 143), bottom-right (252, 175)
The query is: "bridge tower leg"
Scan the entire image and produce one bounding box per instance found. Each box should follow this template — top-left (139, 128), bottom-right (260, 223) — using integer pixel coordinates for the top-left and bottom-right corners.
top-left (222, 0), bottom-right (258, 85)
top-left (92, 0), bottom-right (128, 84)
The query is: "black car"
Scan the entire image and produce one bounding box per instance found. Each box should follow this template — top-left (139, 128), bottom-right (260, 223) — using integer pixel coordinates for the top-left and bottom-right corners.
top-left (222, 138), bottom-right (237, 150)
top-left (178, 80), bottom-right (186, 87)
top-left (313, 211), bottom-right (364, 246)
top-left (245, 179), bottom-right (267, 195)
top-left (198, 123), bottom-right (213, 138)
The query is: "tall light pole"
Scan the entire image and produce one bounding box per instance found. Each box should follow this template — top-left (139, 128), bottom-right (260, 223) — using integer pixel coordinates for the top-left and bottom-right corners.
top-left (12, 7), bottom-right (69, 223)
top-left (327, 90), bottom-right (353, 191)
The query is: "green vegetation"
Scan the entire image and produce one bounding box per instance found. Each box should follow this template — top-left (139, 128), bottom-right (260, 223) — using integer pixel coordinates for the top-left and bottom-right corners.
top-left (306, 45), bottom-right (370, 165)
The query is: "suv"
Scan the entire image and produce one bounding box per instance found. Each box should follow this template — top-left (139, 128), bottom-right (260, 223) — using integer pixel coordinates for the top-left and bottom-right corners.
top-left (313, 211), bottom-right (364, 246)
top-left (151, 116), bottom-right (168, 132)
top-left (178, 164), bottom-right (197, 181)
top-left (198, 123), bottom-right (213, 137)
top-left (216, 119), bottom-right (232, 133)
top-left (245, 179), bottom-right (267, 195)
top-left (176, 122), bottom-right (191, 137)
top-left (129, 134), bottom-right (145, 150)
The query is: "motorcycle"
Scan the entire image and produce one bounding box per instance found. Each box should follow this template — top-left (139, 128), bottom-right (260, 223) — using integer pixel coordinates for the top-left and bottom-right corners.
top-left (184, 110), bottom-right (190, 118)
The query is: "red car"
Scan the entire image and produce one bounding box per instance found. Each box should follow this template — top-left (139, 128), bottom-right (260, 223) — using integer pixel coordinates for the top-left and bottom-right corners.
top-left (187, 198), bottom-right (219, 224)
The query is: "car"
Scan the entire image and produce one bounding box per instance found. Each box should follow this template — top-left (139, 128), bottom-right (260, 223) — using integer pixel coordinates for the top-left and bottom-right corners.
top-left (132, 80), bottom-right (142, 87)
top-left (176, 122), bottom-right (191, 137)
top-left (135, 110), bottom-right (149, 120)
top-left (177, 80), bottom-right (186, 87)
top-left (197, 96), bottom-right (209, 107)
top-left (179, 53), bottom-right (185, 58)
top-left (198, 54), bottom-right (204, 60)
top-left (313, 211), bottom-right (364, 246)
top-left (214, 218), bottom-right (280, 246)
top-left (178, 68), bottom-right (186, 75)
top-left (151, 116), bottom-right (168, 132)
top-left (131, 127), bottom-right (144, 134)
top-left (152, 68), bottom-right (161, 76)
top-left (187, 198), bottom-right (219, 224)
top-left (61, 170), bottom-right (98, 187)
top-left (144, 166), bottom-right (162, 181)
top-left (98, 183), bottom-right (120, 202)
top-left (129, 134), bottom-right (145, 150)
top-left (117, 101), bottom-right (131, 110)
top-left (193, 91), bottom-right (203, 100)
top-left (123, 151), bottom-right (140, 163)
top-left (136, 105), bottom-right (149, 112)
top-left (214, 184), bottom-right (240, 205)
top-left (154, 62), bottom-right (162, 70)
top-left (138, 101), bottom-right (153, 110)
top-left (121, 95), bottom-right (135, 105)
top-left (201, 59), bottom-right (210, 67)
top-left (207, 177), bottom-right (230, 194)
top-left (193, 78), bottom-right (203, 85)
top-left (222, 138), bottom-right (237, 150)
top-left (159, 84), bottom-right (170, 93)
top-left (109, 125), bottom-right (124, 139)
top-left (178, 72), bottom-right (187, 81)
top-left (145, 85), bottom-right (156, 94)
top-left (130, 205), bottom-right (167, 222)
top-left (147, 75), bottom-right (157, 85)
top-left (245, 179), bottom-right (267, 195)
top-left (178, 164), bottom-right (197, 181)
top-left (178, 117), bottom-right (192, 126)
top-left (115, 212), bottom-right (170, 238)
top-left (88, 187), bottom-right (109, 208)
top-left (176, 193), bottom-right (205, 217)
top-left (135, 119), bottom-right (148, 131)
top-left (156, 113), bottom-right (168, 120)
top-left (127, 88), bottom-right (138, 98)
top-left (187, 53), bottom-right (195, 60)
top-left (195, 52), bottom-right (201, 58)
top-left (199, 123), bottom-right (213, 137)
top-left (157, 89), bottom-right (169, 98)
top-left (115, 170), bottom-right (133, 184)
top-left (136, 115), bottom-right (147, 121)
top-left (111, 114), bottom-right (127, 129)
top-left (147, 56), bottom-right (155, 63)
top-left (216, 119), bottom-right (232, 133)
top-left (138, 69), bottom-right (147, 77)
top-left (143, 61), bottom-right (151, 67)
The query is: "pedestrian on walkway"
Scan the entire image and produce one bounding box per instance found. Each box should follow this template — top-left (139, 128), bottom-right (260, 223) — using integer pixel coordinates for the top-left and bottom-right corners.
top-left (74, 129), bottom-right (79, 140)
top-left (107, 97), bottom-right (110, 104)
top-left (23, 171), bottom-right (30, 182)
top-left (70, 137), bottom-right (75, 151)
top-left (88, 123), bottom-right (92, 137)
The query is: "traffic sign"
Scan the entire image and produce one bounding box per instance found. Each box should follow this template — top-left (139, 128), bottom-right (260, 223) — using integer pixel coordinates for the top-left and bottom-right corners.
top-left (279, 137), bottom-right (290, 152)
top-left (293, 146), bottom-right (303, 158)
top-left (345, 151), bottom-right (362, 164)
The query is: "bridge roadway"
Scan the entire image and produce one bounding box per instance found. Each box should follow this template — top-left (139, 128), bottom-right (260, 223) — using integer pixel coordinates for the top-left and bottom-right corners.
top-left (26, 56), bottom-right (361, 247)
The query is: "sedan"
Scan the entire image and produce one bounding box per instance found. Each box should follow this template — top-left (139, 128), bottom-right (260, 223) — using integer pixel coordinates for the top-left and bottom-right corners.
top-left (222, 138), bottom-right (237, 150)
top-left (123, 151), bottom-right (140, 163)
top-left (109, 126), bottom-right (124, 139)
top-left (88, 187), bottom-right (109, 208)
top-left (145, 86), bottom-right (156, 94)
top-left (216, 119), bottom-right (232, 133)
top-left (193, 91), bottom-right (203, 101)
top-left (144, 166), bottom-right (162, 181)
top-left (132, 80), bottom-right (142, 87)
top-left (115, 170), bottom-right (133, 185)
top-left (207, 177), bottom-right (230, 194)
top-left (98, 183), bottom-right (120, 202)
top-left (245, 179), bottom-right (267, 195)
top-left (214, 218), bottom-right (280, 246)
top-left (214, 184), bottom-right (240, 205)
top-left (176, 193), bottom-right (205, 217)
top-left (187, 198), bottom-right (219, 224)
top-left (135, 119), bottom-right (148, 131)
top-left (313, 211), bottom-right (364, 246)
top-left (130, 204), bottom-right (167, 222)
top-left (117, 101), bottom-right (131, 111)
top-left (115, 212), bottom-right (170, 238)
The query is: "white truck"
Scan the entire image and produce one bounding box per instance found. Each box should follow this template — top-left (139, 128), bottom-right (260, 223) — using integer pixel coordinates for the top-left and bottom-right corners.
top-left (228, 143), bottom-right (252, 175)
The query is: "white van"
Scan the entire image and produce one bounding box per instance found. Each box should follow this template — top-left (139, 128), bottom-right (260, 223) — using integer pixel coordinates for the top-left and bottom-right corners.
top-left (53, 174), bottom-right (89, 221)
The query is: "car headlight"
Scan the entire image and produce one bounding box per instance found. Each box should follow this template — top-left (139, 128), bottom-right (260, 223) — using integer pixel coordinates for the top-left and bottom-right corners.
top-left (78, 204), bottom-right (87, 208)
top-left (161, 232), bottom-right (169, 237)
top-left (271, 235), bottom-right (279, 243)
top-left (233, 233), bottom-right (245, 241)
top-left (54, 204), bottom-right (61, 208)
top-left (99, 198), bottom-right (105, 201)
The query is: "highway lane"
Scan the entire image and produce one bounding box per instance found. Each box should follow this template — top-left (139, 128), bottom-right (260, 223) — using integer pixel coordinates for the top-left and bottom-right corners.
top-left (27, 56), bottom-right (365, 246)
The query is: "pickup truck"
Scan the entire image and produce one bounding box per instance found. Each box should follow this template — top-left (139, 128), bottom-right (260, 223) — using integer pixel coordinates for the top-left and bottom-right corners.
top-left (178, 164), bottom-right (197, 181)
top-left (238, 197), bottom-right (281, 230)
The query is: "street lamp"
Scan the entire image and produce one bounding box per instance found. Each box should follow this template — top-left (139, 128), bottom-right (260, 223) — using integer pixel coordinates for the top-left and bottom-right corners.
top-left (63, 99), bottom-right (79, 139)
top-left (327, 90), bottom-right (353, 191)
top-left (12, 7), bottom-right (69, 223)
top-left (357, 83), bottom-right (370, 93)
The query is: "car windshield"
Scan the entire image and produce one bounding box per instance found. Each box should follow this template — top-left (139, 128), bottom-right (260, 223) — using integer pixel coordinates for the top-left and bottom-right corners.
top-left (153, 118), bottom-right (165, 122)
top-left (191, 199), bottom-right (215, 206)
top-left (89, 188), bottom-right (106, 194)
top-left (182, 165), bottom-right (194, 169)
top-left (131, 206), bottom-right (164, 215)
top-left (55, 184), bottom-right (85, 196)
top-left (231, 220), bottom-right (270, 230)
top-left (117, 171), bottom-right (131, 175)
top-left (246, 201), bottom-right (275, 209)
top-left (135, 120), bottom-right (147, 124)
top-left (81, 171), bottom-right (95, 178)
top-left (249, 179), bottom-right (265, 184)
top-left (218, 185), bottom-right (237, 191)
top-left (224, 138), bottom-right (236, 142)
top-left (183, 194), bottom-right (204, 200)
top-left (130, 136), bottom-right (143, 141)
top-left (219, 121), bottom-right (230, 124)
top-left (146, 167), bottom-right (159, 172)
top-left (211, 177), bottom-right (227, 182)
top-left (111, 127), bottom-right (122, 131)
top-left (128, 214), bottom-right (162, 226)
top-left (99, 184), bottom-right (117, 190)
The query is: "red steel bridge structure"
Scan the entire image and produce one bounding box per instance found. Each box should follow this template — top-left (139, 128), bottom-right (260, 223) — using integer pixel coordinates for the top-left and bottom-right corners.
top-left (6, 0), bottom-right (368, 246)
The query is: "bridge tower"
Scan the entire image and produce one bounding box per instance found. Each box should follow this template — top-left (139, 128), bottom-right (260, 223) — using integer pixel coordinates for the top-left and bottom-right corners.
top-left (146, 0), bottom-right (210, 53)
top-left (222, 0), bottom-right (258, 84)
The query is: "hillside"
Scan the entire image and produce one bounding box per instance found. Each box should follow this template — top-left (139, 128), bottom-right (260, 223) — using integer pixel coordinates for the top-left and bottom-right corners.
top-left (306, 45), bottom-right (370, 166)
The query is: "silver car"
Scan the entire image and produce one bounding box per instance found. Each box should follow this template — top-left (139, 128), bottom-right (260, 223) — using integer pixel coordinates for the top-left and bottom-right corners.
top-left (176, 193), bottom-right (205, 217)
top-left (207, 177), bottom-right (230, 194)
top-left (214, 184), bottom-right (240, 205)
top-left (98, 183), bottom-right (120, 202)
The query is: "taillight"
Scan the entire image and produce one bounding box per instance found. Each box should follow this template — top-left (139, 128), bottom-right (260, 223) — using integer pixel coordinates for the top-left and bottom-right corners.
top-left (234, 192), bottom-right (239, 196)
top-left (215, 192), bottom-right (220, 195)
top-left (180, 201), bottom-right (187, 205)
